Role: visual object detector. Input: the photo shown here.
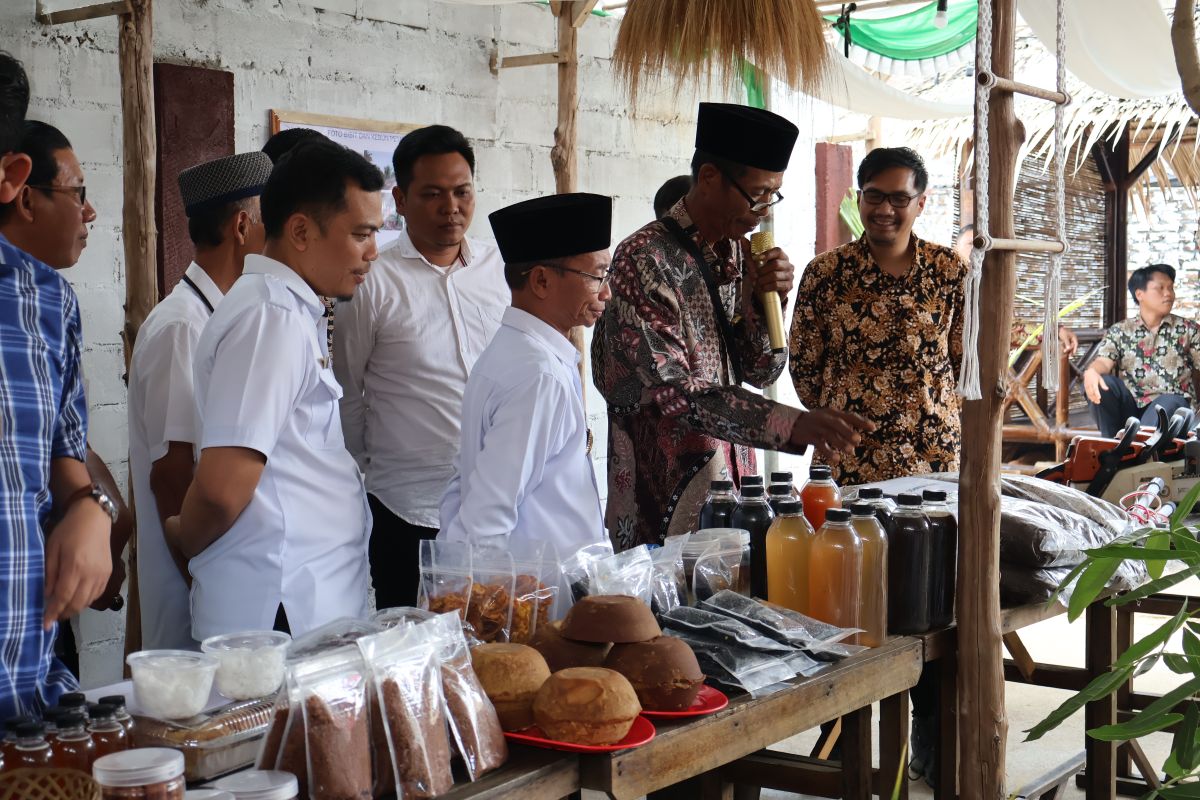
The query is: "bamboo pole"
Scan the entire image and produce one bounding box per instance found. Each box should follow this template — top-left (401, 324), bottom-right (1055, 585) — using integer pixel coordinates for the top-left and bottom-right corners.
top-left (957, 0), bottom-right (1021, 796)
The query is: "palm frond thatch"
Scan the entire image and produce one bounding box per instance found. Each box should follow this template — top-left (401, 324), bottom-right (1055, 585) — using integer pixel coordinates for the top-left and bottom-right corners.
top-left (612, 0), bottom-right (830, 105)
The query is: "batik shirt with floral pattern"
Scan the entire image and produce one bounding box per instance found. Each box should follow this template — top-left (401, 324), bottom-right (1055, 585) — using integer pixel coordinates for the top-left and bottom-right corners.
top-left (1094, 313), bottom-right (1200, 405)
top-left (592, 199), bottom-right (806, 549)
top-left (790, 235), bottom-right (966, 485)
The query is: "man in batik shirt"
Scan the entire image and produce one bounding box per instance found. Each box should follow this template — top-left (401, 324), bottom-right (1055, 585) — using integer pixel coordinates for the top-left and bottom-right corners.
top-left (593, 103), bottom-right (870, 548)
top-left (1084, 263), bottom-right (1199, 437)
top-left (791, 147), bottom-right (965, 486)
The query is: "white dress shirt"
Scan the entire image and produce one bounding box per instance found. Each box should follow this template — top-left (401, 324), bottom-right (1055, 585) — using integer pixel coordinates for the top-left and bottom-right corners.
top-left (439, 307), bottom-right (606, 556)
top-left (127, 262), bottom-right (220, 651)
top-left (190, 254), bottom-right (370, 640)
top-left (334, 231), bottom-right (508, 528)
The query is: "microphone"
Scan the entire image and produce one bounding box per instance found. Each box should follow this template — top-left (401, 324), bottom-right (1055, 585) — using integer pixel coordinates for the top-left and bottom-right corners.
top-left (750, 230), bottom-right (786, 354)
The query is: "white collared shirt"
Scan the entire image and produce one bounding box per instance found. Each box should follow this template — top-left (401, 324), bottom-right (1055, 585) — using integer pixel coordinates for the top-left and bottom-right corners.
top-left (439, 307), bottom-right (606, 555)
top-left (334, 231), bottom-right (508, 528)
top-left (128, 262), bottom-right (220, 651)
top-left (190, 253), bottom-right (369, 640)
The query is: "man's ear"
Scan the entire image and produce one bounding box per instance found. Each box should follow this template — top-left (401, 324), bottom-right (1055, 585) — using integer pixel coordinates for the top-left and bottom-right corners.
top-left (392, 184), bottom-right (406, 216)
top-left (528, 264), bottom-right (553, 300)
top-left (231, 209), bottom-right (251, 246)
top-left (286, 212), bottom-right (311, 252)
top-left (0, 153), bottom-right (32, 204)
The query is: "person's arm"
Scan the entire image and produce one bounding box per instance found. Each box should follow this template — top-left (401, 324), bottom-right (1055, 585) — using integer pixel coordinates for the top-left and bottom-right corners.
top-left (788, 258), bottom-right (826, 411)
top-left (149, 442), bottom-right (197, 581)
top-left (46, 457), bottom-right (112, 628)
top-left (949, 261), bottom-right (966, 378)
top-left (332, 282), bottom-right (375, 468)
top-left (732, 239), bottom-right (791, 388)
top-left (167, 446), bottom-right (266, 558)
top-left (1059, 325), bottom-right (1079, 357)
top-left (1083, 330), bottom-right (1119, 404)
top-left (84, 446), bottom-right (131, 610)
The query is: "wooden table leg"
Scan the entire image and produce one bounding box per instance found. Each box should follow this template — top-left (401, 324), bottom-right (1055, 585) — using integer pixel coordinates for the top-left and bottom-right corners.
top-left (1084, 600), bottom-right (1117, 800)
top-left (841, 705), bottom-right (873, 800)
top-left (1115, 606), bottom-right (1134, 781)
top-left (938, 649), bottom-right (958, 799)
top-left (880, 690), bottom-right (910, 800)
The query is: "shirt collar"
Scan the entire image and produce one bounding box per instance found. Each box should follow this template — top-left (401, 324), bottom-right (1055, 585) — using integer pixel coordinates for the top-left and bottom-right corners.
top-left (395, 228), bottom-right (475, 270)
top-left (183, 262), bottom-right (225, 308)
top-left (502, 307), bottom-right (580, 368)
top-left (242, 253), bottom-right (323, 316)
top-left (667, 198), bottom-right (741, 285)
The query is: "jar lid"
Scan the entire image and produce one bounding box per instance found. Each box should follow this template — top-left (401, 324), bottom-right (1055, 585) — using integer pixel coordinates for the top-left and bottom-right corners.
top-left (922, 489), bottom-right (948, 501)
top-left (896, 493), bottom-right (923, 506)
top-left (809, 465), bottom-right (832, 479)
top-left (213, 769), bottom-right (300, 800)
top-left (185, 791), bottom-right (235, 800)
top-left (94, 747), bottom-right (185, 787)
top-left (824, 508), bottom-right (852, 523)
top-left (201, 630), bottom-right (292, 654)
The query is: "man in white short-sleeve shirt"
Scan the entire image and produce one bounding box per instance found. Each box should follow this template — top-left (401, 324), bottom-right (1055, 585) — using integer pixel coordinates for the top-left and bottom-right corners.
top-left (167, 141), bottom-right (384, 639)
top-left (128, 151), bottom-right (271, 649)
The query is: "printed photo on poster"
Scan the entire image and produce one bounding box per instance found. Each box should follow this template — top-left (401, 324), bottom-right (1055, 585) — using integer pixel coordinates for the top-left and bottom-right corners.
top-left (269, 110), bottom-right (425, 248)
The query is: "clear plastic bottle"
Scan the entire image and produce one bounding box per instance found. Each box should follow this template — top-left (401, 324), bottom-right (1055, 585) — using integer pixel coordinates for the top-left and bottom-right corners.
top-left (2, 720), bottom-right (52, 772)
top-left (800, 465), bottom-right (842, 531)
top-left (88, 704), bottom-right (128, 760)
top-left (52, 710), bottom-right (94, 772)
top-left (99, 695), bottom-right (135, 740)
top-left (889, 493), bottom-right (933, 634)
top-left (739, 475), bottom-right (764, 500)
top-left (765, 498), bottom-right (815, 614)
top-left (922, 489), bottom-right (958, 629)
top-left (698, 480), bottom-right (739, 529)
top-left (850, 504), bottom-right (889, 647)
top-left (731, 485), bottom-right (775, 598)
top-left (808, 508), bottom-right (862, 631)
top-left (767, 483), bottom-right (793, 515)
top-left (768, 471), bottom-right (798, 504)
top-left (856, 486), bottom-right (896, 535)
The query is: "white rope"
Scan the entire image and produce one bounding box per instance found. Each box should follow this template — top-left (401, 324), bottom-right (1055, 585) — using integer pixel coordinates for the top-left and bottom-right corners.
top-left (957, 0), bottom-right (992, 400)
top-left (1040, 0), bottom-right (1068, 391)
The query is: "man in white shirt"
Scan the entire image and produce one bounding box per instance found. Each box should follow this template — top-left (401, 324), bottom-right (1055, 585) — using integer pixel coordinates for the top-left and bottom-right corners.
top-left (439, 193), bottom-right (611, 557)
top-left (127, 151), bottom-right (271, 649)
top-left (335, 125), bottom-right (508, 608)
top-left (167, 141), bottom-right (383, 638)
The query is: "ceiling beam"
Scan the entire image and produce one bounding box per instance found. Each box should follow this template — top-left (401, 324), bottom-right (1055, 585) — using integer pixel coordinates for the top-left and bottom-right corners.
top-left (571, 0), bottom-right (600, 28)
top-left (35, 0), bottom-right (132, 24)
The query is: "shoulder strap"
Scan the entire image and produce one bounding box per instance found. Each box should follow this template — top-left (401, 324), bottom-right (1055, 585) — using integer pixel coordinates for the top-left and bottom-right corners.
top-left (660, 216), bottom-right (744, 385)
top-left (180, 274), bottom-right (215, 316)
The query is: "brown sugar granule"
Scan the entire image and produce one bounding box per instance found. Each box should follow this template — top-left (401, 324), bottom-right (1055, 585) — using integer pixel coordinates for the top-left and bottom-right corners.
top-left (304, 695), bottom-right (372, 800)
top-left (381, 676), bottom-right (453, 798)
top-left (257, 705), bottom-right (288, 770)
top-left (369, 691), bottom-right (395, 797)
top-left (276, 707), bottom-right (309, 799)
top-left (441, 653), bottom-right (507, 779)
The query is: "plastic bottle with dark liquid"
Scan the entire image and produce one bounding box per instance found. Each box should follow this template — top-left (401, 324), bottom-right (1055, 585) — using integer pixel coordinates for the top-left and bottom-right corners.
top-left (800, 465), bottom-right (842, 531)
top-left (769, 471), bottom-right (799, 499)
top-left (856, 486), bottom-right (896, 535)
top-left (888, 493), bottom-right (933, 634)
top-left (766, 498), bottom-right (815, 614)
top-left (767, 483), bottom-right (794, 515)
top-left (732, 485), bottom-right (775, 598)
top-left (698, 480), bottom-right (739, 529)
top-left (87, 704), bottom-right (127, 760)
top-left (850, 504), bottom-right (889, 647)
top-left (807, 508), bottom-right (862, 631)
top-left (52, 711), bottom-right (93, 772)
top-left (739, 475), bottom-right (764, 498)
top-left (922, 489), bottom-right (958, 629)
top-left (2, 720), bottom-right (52, 772)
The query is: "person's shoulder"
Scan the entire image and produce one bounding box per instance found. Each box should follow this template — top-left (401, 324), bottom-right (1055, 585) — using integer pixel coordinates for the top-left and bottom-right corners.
top-left (134, 291), bottom-right (204, 354)
top-left (0, 237), bottom-right (77, 299)
top-left (614, 220), bottom-right (670, 261)
top-left (803, 241), bottom-right (858, 276)
top-left (915, 238), bottom-right (967, 274)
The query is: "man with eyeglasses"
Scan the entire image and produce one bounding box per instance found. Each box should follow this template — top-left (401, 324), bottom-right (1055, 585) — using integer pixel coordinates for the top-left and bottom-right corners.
top-left (439, 193), bottom-right (611, 556)
top-left (791, 146), bottom-right (964, 488)
top-left (594, 102), bottom-right (872, 548)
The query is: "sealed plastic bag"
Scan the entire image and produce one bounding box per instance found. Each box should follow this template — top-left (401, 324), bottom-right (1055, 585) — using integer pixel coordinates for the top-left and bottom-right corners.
top-left (257, 666), bottom-right (298, 773)
top-left (429, 612), bottom-right (507, 781)
top-left (288, 618), bottom-right (382, 662)
top-left (668, 630), bottom-right (796, 693)
top-left (371, 606), bottom-right (435, 631)
top-left (590, 544), bottom-right (654, 604)
top-left (700, 590), bottom-right (857, 649)
top-left (467, 541), bottom-right (516, 643)
top-left (692, 538), bottom-right (744, 603)
top-left (560, 541), bottom-right (614, 602)
top-left (418, 540), bottom-right (474, 622)
top-left (660, 606), bottom-right (793, 654)
top-left (510, 540), bottom-right (558, 644)
top-left (296, 647), bottom-right (373, 800)
top-left (649, 535), bottom-right (687, 616)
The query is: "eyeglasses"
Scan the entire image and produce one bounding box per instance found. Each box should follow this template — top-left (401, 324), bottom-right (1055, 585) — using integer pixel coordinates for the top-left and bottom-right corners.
top-left (29, 184), bottom-right (86, 206)
top-left (522, 265), bottom-right (614, 290)
top-left (860, 189), bottom-right (920, 208)
top-left (718, 167), bottom-right (784, 213)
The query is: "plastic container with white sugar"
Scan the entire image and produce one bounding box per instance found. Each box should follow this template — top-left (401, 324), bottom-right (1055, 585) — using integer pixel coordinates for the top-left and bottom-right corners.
top-left (127, 650), bottom-right (218, 719)
top-left (201, 630), bottom-right (291, 700)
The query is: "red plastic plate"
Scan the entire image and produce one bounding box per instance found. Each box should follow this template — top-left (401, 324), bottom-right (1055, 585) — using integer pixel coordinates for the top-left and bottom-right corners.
top-left (503, 714), bottom-right (656, 753)
top-left (640, 685), bottom-right (730, 719)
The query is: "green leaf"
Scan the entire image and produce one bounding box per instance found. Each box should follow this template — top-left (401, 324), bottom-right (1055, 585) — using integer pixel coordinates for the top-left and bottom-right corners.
top-left (1148, 529), bottom-right (1173, 578)
top-left (1133, 674), bottom-right (1200, 724)
top-left (1108, 563), bottom-right (1200, 607)
top-left (1088, 712), bottom-right (1183, 740)
top-left (1164, 750), bottom-right (1187, 779)
top-left (1173, 480), bottom-right (1200, 526)
top-left (1172, 529), bottom-right (1200, 556)
top-left (1070, 559), bottom-right (1123, 622)
top-left (1165, 654), bottom-right (1198, 674)
top-left (1185, 629), bottom-right (1200, 662)
top-left (1026, 664), bottom-right (1135, 741)
top-left (1176, 702), bottom-right (1200, 770)
top-left (1051, 561), bottom-right (1090, 606)
top-left (1114, 602), bottom-right (1191, 669)
top-left (1083, 546), bottom-right (1189, 562)
top-left (1159, 783), bottom-right (1200, 798)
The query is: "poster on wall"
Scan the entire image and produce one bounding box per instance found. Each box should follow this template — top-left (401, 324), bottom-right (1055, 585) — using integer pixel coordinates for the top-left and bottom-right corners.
top-left (269, 110), bottom-right (423, 248)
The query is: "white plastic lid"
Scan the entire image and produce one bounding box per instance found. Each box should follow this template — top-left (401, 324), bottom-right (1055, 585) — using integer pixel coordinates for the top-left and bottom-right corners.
top-left (201, 630), bottom-right (291, 654)
top-left (185, 791), bottom-right (235, 800)
top-left (212, 769), bottom-right (300, 800)
top-left (93, 748), bottom-right (184, 787)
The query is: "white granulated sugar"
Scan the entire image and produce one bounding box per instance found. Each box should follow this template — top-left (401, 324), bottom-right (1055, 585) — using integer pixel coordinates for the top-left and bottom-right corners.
top-left (213, 646), bottom-right (286, 700)
top-left (133, 660), bottom-right (213, 719)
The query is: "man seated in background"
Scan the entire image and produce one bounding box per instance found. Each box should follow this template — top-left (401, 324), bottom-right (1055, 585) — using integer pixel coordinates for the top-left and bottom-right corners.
top-left (1084, 264), bottom-right (1199, 437)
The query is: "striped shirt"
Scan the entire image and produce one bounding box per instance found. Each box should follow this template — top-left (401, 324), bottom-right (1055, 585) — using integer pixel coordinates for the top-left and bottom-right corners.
top-left (0, 232), bottom-right (85, 719)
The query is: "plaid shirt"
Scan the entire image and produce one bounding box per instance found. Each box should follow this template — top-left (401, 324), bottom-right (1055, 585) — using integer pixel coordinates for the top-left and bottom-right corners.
top-left (0, 233), bottom-right (85, 719)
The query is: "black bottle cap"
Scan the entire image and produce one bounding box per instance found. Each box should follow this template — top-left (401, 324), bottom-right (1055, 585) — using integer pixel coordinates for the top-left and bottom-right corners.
top-left (824, 508), bottom-right (852, 523)
top-left (768, 484), bottom-right (792, 496)
top-left (59, 692), bottom-right (86, 709)
top-left (922, 490), bottom-right (948, 501)
top-left (5, 716), bottom-right (30, 733)
top-left (742, 475), bottom-right (764, 486)
top-left (741, 485), bottom-right (766, 497)
top-left (98, 695), bottom-right (127, 710)
top-left (90, 703), bottom-right (117, 722)
top-left (858, 487), bottom-right (883, 499)
top-left (710, 480), bottom-right (734, 491)
top-left (770, 472), bottom-right (793, 483)
top-left (15, 720), bottom-right (44, 738)
top-left (775, 499), bottom-right (803, 515)
top-left (849, 504), bottom-right (875, 516)
top-left (897, 493), bottom-right (923, 506)
top-left (809, 465), bottom-right (832, 480)
top-left (56, 711), bottom-right (86, 730)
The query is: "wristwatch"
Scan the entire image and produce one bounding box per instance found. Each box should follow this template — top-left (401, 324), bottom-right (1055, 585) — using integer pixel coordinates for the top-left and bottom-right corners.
top-left (63, 483), bottom-right (119, 524)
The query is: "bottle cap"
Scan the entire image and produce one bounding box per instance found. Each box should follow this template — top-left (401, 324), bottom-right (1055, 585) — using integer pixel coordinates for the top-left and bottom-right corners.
top-left (15, 720), bottom-right (44, 738)
top-left (922, 489), bottom-right (948, 502)
top-left (858, 487), bottom-right (883, 499)
top-left (849, 503), bottom-right (875, 516)
top-left (59, 692), bottom-right (87, 709)
top-left (809, 465), bottom-right (832, 480)
top-left (90, 703), bottom-right (117, 722)
top-left (775, 499), bottom-right (802, 515)
top-left (770, 471), bottom-right (793, 483)
top-left (742, 475), bottom-right (764, 486)
top-left (740, 485), bottom-right (765, 498)
top-left (897, 493), bottom-right (923, 506)
top-left (98, 695), bottom-right (127, 710)
top-left (57, 711), bottom-right (86, 730)
top-left (4, 716), bottom-right (30, 733)
top-left (710, 480), bottom-right (734, 491)
top-left (824, 508), bottom-right (852, 523)
top-left (768, 484), bottom-right (792, 496)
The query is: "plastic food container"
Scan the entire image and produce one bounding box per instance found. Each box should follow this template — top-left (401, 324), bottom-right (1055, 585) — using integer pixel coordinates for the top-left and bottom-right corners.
top-left (93, 747), bottom-right (186, 800)
top-left (212, 769), bottom-right (300, 800)
top-left (128, 650), bottom-right (219, 719)
top-left (132, 697), bottom-right (275, 782)
top-left (201, 631), bottom-right (291, 700)
top-left (185, 791), bottom-right (235, 800)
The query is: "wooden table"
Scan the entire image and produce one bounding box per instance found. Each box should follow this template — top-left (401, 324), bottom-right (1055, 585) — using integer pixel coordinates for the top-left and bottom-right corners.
top-left (578, 636), bottom-right (923, 800)
top-left (440, 749), bottom-right (579, 800)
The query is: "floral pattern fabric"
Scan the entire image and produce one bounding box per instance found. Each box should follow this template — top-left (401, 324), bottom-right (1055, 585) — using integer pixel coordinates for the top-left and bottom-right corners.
top-left (789, 235), bottom-right (966, 485)
top-left (1094, 313), bottom-right (1200, 405)
top-left (592, 200), bottom-right (805, 549)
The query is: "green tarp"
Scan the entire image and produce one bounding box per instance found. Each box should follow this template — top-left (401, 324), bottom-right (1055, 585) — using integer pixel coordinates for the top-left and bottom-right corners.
top-left (827, 1), bottom-right (978, 62)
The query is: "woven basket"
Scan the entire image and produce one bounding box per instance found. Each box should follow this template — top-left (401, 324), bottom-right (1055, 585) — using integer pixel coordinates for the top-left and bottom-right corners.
top-left (0, 768), bottom-right (100, 800)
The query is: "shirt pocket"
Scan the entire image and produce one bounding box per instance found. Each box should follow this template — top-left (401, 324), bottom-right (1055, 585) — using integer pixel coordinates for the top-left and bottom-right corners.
top-left (304, 368), bottom-right (346, 450)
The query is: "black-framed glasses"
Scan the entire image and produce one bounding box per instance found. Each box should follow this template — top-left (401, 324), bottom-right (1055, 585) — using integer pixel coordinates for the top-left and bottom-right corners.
top-left (522, 265), bottom-right (614, 290)
top-left (718, 166), bottom-right (783, 212)
top-left (29, 184), bottom-right (86, 206)
top-left (859, 189), bottom-right (920, 208)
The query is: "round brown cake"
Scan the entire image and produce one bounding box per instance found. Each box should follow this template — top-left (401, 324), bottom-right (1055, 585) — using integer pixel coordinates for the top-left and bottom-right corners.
top-left (470, 643), bottom-right (550, 731)
top-left (530, 620), bottom-right (611, 672)
top-left (604, 635), bottom-right (705, 711)
top-left (532, 667), bottom-right (642, 745)
top-left (560, 595), bottom-right (661, 643)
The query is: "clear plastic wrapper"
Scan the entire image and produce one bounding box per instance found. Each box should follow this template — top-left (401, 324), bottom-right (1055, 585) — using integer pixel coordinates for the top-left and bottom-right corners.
top-left (692, 539), bottom-right (744, 603)
top-left (699, 591), bottom-right (857, 649)
top-left (781, 649), bottom-right (828, 678)
top-left (510, 541), bottom-right (557, 644)
top-left (466, 542), bottom-right (516, 643)
top-left (667, 630), bottom-right (796, 693)
top-left (418, 540), bottom-right (473, 622)
top-left (429, 612), bottom-right (507, 781)
top-left (649, 535), bottom-right (687, 616)
top-left (288, 618), bottom-right (381, 662)
top-left (371, 606), bottom-right (435, 630)
top-left (133, 697), bottom-right (273, 781)
top-left (261, 667), bottom-right (308, 797)
top-left (659, 606), bottom-right (793, 654)
top-left (590, 545), bottom-right (654, 604)
top-left (295, 647), bottom-right (373, 800)
top-left (560, 541), bottom-right (614, 603)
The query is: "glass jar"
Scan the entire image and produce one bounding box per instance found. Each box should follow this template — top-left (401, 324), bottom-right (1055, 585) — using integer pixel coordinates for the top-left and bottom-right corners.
top-left (93, 748), bottom-right (186, 800)
top-left (212, 769), bottom-right (301, 800)
top-left (99, 694), bottom-right (135, 739)
top-left (89, 704), bottom-right (129, 760)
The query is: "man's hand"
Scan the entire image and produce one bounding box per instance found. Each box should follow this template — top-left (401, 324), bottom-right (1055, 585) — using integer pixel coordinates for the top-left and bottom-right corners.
top-left (741, 239), bottom-right (795, 300)
top-left (1084, 367), bottom-right (1109, 405)
top-left (790, 408), bottom-right (876, 463)
top-left (1059, 325), bottom-right (1079, 358)
top-left (88, 555), bottom-right (125, 612)
top-left (45, 498), bottom-right (112, 628)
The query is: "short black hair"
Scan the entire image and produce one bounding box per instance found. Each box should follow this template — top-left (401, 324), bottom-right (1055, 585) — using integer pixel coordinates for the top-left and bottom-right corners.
top-left (690, 149), bottom-right (747, 183)
top-left (261, 140), bottom-right (384, 239)
top-left (654, 174), bottom-right (691, 218)
top-left (0, 120), bottom-right (72, 224)
top-left (391, 125), bottom-right (475, 192)
top-left (187, 196), bottom-right (258, 250)
top-left (857, 146), bottom-right (929, 193)
top-left (1129, 264), bottom-right (1176, 303)
top-left (0, 51), bottom-right (30, 155)
top-left (504, 256), bottom-right (568, 290)
top-left (262, 127), bottom-right (332, 164)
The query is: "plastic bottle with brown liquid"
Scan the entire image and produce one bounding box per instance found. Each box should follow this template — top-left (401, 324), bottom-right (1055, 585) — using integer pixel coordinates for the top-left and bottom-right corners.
top-left (98, 695), bottom-right (134, 740)
top-left (2, 720), bottom-right (52, 772)
top-left (922, 489), bottom-right (958, 629)
top-left (855, 487), bottom-right (896, 535)
top-left (732, 485), bottom-right (775, 598)
top-left (807, 508), bottom-right (862, 631)
top-left (849, 504), bottom-right (889, 647)
top-left (800, 465), bottom-right (841, 531)
top-left (888, 494), bottom-right (933, 634)
top-left (52, 711), bottom-right (94, 772)
top-left (0, 717), bottom-right (26, 767)
top-left (765, 498), bottom-right (815, 613)
top-left (87, 704), bottom-right (127, 760)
